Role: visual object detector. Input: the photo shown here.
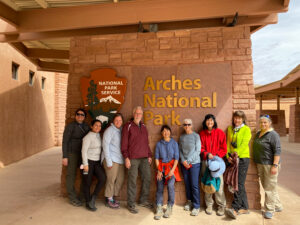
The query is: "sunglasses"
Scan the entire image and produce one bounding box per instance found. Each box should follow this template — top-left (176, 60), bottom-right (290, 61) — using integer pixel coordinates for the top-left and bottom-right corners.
top-left (76, 113), bottom-right (85, 117)
top-left (183, 124), bottom-right (191, 127)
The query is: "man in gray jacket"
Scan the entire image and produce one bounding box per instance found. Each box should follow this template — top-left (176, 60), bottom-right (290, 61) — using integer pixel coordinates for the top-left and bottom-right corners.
top-left (62, 108), bottom-right (89, 206)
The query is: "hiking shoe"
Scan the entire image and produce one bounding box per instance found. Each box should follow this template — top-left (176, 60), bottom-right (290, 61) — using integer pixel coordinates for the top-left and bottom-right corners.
top-left (106, 199), bottom-right (120, 209)
top-left (190, 208), bottom-right (200, 216)
top-left (226, 208), bottom-right (237, 219)
top-left (216, 207), bottom-right (225, 216)
top-left (184, 200), bottom-right (192, 211)
top-left (86, 201), bottom-right (97, 212)
top-left (128, 204), bottom-right (139, 214)
top-left (138, 201), bottom-right (153, 209)
top-left (264, 211), bottom-right (273, 219)
top-left (69, 198), bottom-right (83, 207)
top-left (275, 207), bottom-right (283, 212)
top-left (163, 204), bottom-right (172, 218)
top-left (205, 206), bottom-right (213, 215)
top-left (238, 209), bottom-right (250, 215)
top-left (113, 198), bottom-right (120, 205)
top-left (154, 205), bottom-right (163, 220)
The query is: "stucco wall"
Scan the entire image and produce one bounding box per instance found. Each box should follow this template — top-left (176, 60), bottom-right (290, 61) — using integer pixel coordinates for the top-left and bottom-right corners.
top-left (64, 26), bottom-right (260, 209)
top-left (0, 43), bottom-right (67, 165)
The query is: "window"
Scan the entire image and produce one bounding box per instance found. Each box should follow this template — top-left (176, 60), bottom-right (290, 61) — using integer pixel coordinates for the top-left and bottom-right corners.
top-left (29, 71), bottom-right (35, 86)
top-left (41, 77), bottom-right (46, 90)
top-left (12, 62), bottom-right (19, 80)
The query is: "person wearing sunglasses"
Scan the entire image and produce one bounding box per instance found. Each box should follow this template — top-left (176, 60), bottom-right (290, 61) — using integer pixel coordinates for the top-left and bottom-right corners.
top-left (179, 118), bottom-right (201, 216)
top-left (199, 114), bottom-right (227, 216)
top-left (226, 110), bottom-right (251, 219)
top-left (62, 108), bottom-right (90, 207)
top-left (253, 115), bottom-right (282, 219)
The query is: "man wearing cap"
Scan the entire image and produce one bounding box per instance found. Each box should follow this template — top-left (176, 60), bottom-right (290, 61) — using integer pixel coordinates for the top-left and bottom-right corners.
top-left (200, 114), bottom-right (227, 216)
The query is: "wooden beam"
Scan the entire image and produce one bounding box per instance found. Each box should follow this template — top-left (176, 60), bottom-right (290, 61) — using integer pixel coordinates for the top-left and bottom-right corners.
top-left (0, 15), bottom-right (279, 42)
top-left (34, 0), bottom-right (49, 9)
top-left (1, 0), bottom-right (19, 11)
top-left (9, 42), bottom-right (28, 57)
top-left (283, 0), bottom-right (290, 7)
top-left (12, 0), bottom-right (288, 33)
top-left (225, 14), bottom-right (278, 27)
top-left (277, 95), bottom-right (280, 110)
top-left (0, 1), bottom-right (18, 27)
top-left (260, 95), bottom-right (263, 111)
top-left (37, 60), bottom-right (69, 73)
top-left (27, 48), bottom-right (69, 59)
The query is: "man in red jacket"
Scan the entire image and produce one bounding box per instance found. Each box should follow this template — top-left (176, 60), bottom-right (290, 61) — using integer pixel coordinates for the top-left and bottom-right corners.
top-left (200, 114), bottom-right (227, 216)
top-left (121, 106), bottom-right (153, 214)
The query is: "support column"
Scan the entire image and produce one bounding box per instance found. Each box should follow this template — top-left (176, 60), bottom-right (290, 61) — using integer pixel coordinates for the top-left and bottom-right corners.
top-left (259, 95), bottom-right (263, 111)
top-left (296, 87), bottom-right (299, 105)
top-left (277, 95), bottom-right (280, 110)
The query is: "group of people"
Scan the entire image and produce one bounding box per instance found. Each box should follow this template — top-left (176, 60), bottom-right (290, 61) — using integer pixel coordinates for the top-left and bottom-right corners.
top-left (62, 106), bottom-right (282, 220)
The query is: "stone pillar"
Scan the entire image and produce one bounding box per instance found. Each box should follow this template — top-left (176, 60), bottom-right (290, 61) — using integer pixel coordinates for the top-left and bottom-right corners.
top-left (54, 73), bottom-right (69, 146)
top-left (289, 104), bottom-right (300, 142)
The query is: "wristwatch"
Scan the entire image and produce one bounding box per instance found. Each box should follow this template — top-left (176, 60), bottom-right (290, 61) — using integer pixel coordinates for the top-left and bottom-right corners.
top-left (273, 164), bottom-right (278, 168)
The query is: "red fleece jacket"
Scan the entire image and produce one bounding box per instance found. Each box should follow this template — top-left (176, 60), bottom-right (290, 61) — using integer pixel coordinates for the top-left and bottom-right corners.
top-left (199, 128), bottom-right (227, 160)
top-left (121, 120), bottom-right (152, 159)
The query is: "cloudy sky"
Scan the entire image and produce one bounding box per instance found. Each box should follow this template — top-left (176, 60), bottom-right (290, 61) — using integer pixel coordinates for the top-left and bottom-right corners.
top-left (252, 0), bottom-right (300, 85)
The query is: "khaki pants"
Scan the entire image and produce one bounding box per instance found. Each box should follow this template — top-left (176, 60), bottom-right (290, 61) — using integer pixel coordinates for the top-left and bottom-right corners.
top-left (257, 164), bottom-right (282, 213)
top-left (201, 162), bottom-right (226, 208)
top-left (103, 161), bottom-right (125, 198)
top-left (127, 158), bottom-right (151, 207)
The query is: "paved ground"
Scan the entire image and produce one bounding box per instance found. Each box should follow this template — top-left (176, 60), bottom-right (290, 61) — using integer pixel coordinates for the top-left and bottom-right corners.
top-left (0, 137), bottom-right (300, 225)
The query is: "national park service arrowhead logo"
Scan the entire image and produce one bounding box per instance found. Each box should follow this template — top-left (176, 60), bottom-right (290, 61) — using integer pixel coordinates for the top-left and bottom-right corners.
top-left (80, 68), bottom-right (127, 128)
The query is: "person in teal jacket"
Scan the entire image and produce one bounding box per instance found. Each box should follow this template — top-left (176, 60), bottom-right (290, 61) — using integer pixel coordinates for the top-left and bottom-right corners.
top-left (225, 111), bottom-right (252, 219)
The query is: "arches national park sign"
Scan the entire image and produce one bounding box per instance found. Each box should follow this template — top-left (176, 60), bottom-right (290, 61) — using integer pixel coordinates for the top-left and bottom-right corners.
top-left (80, 64), bottom-right (232, 132)
top-left (132, 64), bottom-right (232, 132)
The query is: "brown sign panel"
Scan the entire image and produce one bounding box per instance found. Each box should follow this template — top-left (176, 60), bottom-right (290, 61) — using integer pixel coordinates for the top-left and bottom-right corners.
top-left (80, 68), bottom-right (127, 127)
top-left (131, 63), bottom-right (232, 137)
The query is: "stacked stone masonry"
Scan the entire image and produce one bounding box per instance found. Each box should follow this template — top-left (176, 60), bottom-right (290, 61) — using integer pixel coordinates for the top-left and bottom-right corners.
top-left (289, 104), bottom-right (300, 142)
top-left (54, 73), bottom-right (69, 146)
top-left (64, 26), bottom-right (260, 209)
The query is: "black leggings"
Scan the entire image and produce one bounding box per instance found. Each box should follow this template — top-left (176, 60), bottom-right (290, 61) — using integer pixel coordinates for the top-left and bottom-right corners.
top-left (83, 160), bottom-right (106, 202)
top-left (232, 158), bottom-right (250, 211)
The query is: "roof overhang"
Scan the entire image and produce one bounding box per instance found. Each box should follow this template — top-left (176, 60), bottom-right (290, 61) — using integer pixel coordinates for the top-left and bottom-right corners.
top-left (0, 0), bottom-right (291, 73)
top-left (255, 65), bottom-right (300, 100)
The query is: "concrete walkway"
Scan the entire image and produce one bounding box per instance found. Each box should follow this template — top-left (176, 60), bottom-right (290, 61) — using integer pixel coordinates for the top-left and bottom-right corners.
top-left (0, 138), bottom-right (300, 225)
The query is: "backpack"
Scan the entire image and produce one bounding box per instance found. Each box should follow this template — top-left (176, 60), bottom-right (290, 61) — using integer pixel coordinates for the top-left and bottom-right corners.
top-left (201, 167), bottom-right (221, 194)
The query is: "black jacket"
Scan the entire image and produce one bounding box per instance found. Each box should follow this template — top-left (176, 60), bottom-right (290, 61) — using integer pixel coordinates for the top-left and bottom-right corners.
top-left (62, 121), bottom-right (90, 158)
top-left (253, 130), bottom-right (281, 165)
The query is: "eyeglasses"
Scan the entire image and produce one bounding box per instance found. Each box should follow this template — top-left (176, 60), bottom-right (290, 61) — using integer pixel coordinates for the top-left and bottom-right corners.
top-left (76, 113), bottom-right (85, 117)
top-left (183, 124), bottom-right (191, 127)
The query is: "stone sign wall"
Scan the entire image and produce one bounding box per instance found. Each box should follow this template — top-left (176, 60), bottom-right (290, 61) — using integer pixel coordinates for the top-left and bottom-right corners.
top-left (63, 26), bottom-right (260, 209)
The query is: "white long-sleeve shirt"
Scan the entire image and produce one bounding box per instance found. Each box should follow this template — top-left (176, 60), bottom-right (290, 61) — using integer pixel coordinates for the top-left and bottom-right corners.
top-left (81, 131), bottom-right (101, 166)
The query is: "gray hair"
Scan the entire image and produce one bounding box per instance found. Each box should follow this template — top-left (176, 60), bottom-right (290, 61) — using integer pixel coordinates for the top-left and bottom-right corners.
top-left (183, 118), bottom-right (193, 125)
top-left (133, 106), bottom-right (143, 114)
top-left (260, 116), bottom-right (272, 124)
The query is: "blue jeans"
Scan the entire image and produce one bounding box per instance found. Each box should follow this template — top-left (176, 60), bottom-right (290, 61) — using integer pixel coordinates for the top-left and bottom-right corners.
top-left (181, 163), bottom-right (201, 209)
top-left (156, 176), bottom-right (175, 206)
